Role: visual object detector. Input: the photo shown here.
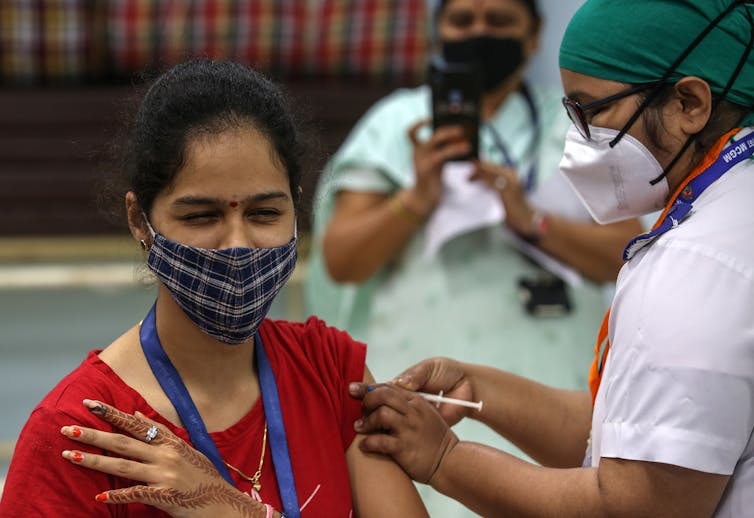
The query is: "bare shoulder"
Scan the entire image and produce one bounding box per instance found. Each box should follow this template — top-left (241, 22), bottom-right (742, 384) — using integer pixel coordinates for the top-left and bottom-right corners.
top-left (98, 326), bottom-right (170, 407)
top-left (97, 324), bottom-right (182, 424)
top-left (98, 325), bottom-right (142, 373)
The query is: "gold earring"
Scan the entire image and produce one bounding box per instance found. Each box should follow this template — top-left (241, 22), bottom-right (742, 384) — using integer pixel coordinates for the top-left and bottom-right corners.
top-left (140, 240), bottom-right (149, 252)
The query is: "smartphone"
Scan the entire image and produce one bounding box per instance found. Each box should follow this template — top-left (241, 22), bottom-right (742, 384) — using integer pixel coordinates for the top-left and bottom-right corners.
top-left (429, 58), bottom-right (483, 161)
top-left (517, 276), bottom-right (573, 318)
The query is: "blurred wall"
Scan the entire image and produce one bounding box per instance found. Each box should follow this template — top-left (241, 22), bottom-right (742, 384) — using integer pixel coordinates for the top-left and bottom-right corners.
top-left (525, 0), bottom-right (586, 89)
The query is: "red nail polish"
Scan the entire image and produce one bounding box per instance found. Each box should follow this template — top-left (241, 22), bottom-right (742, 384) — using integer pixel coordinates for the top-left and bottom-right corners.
top-left (71, 452), bottom-right (84, 463)
top-left (96, 493), bottom-right (108, 502)
top-left (71, 427), bottom-right (82, 438)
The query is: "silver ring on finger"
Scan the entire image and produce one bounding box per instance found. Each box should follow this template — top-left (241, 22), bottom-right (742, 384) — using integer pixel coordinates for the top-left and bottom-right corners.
top-left (494, 176), bottom-right (508, 192)
top-left (145, 425), bottom-right (159, 444)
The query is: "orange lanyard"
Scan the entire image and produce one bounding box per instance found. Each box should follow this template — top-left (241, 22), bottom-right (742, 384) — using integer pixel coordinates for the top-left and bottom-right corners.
top-left (588, 128), bottom-right (742, 405)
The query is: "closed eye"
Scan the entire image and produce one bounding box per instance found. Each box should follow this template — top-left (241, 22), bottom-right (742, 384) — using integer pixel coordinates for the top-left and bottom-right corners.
top-left (247, 207), bottom-right (285, 222)
top-left (180, 212), bottom-right (220, 223)
top-left (251, 208), bottom-right (281, 216)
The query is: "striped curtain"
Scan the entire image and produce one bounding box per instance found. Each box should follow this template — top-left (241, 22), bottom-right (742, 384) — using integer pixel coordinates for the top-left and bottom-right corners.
top-left (106, 0), bottom-right (430, 83)
top-left (0, 0), bottom-right (107, 84)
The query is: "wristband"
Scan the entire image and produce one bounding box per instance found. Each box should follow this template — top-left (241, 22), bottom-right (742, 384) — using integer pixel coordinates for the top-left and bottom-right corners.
top-left (532, 211), bottom-right (550, 237)
top-left (388, 193), bottom-right (424, 226)
top-left (522, 210), bottom-right (549, 243)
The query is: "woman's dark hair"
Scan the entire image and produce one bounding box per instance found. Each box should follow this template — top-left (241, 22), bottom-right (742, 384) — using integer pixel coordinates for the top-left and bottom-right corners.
top-left (106, 59), bottom-right (305, 221)
top-left (638, 83), bottom-right (750, 160)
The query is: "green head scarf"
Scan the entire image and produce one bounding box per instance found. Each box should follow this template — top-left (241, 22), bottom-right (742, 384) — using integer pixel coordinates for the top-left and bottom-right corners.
top-left (559, 0), bottom-right (754, 125)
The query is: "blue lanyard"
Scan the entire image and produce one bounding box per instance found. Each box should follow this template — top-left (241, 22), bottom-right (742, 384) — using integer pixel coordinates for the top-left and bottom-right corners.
top-left (623, 131), bottom-right (754, 261)
top-left (139, 304), bottom-right (233, 484)
top-left (254, 333), bottom-right (300, 518)
top-left (140, 304), bottom-right (300, 517)
top-left (484, 83), bottom-right (540, 192)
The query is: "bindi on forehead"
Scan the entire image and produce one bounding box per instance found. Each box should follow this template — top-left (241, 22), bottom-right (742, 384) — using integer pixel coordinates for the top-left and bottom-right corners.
top-left (228, 200), bottom-right (239, 208)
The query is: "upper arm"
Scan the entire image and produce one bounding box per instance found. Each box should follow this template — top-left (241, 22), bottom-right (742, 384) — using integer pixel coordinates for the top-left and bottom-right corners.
top-left (321, 169), bottom-right (391, 255)
top-left (601, 246), bottom-right (754, 474)
top-left (328, 190), bottom-right (390, 229)
top-left (597, 457), bottom-right (729, 518)
top-left (1, 406), bottom-right (113, 517)
top-left (322, 190), bottom-right (391, 280)
top-left (345, 366), bottom-right (429, 518)
top-left (593, 244), bottom-right (753, 516)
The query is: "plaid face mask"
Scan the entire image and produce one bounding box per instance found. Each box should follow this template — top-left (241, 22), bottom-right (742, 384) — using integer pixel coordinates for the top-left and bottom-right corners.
top-left (144, 222), bottom-right (297, 345)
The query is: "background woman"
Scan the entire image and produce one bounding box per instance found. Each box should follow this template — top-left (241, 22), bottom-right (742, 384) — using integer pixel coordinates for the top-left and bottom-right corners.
top-left (306, 0), bottom-right (642, 453)
top-left (307, 6), bottom-right (642, 511)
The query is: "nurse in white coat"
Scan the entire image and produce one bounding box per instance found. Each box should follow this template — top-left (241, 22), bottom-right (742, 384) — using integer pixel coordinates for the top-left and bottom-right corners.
top-left (351, 0), bottom-right (754, 516)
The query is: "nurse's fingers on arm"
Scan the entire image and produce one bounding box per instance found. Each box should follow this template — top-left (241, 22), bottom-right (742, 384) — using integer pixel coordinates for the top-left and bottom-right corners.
top-left (393, 357), bottom-right (466, 395)
top-left (349, 382), bottom-right (370, 400)
top-left (62, 449), bottom-right (157, 484)
top-left (357, 433), bottom-right (402, 457)
top-left (392, 358), bottom-right (442, 391)
top-left (355, 401), bottom-right (408, 435)
top-left (361, 384), bottom-right (416, 415)
top-left (61, 425), bottom-right (153, 462)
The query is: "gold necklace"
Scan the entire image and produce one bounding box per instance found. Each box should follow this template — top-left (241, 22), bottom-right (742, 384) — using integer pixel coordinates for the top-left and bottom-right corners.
top-left (224, 421), bottom-right (268, 493)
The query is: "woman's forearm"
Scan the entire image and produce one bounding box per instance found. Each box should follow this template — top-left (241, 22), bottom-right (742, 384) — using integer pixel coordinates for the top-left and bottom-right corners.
top-left (430, 441), bottom-right (729, 518)
top-left (430, 441), bottom-right (603, 518)
top-left (535, 216), bottom-right (643, 283)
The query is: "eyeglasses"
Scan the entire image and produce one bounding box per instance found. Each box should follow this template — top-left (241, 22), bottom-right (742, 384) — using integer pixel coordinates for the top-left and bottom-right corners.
top-left (561, 83), bottom-right (660, 140)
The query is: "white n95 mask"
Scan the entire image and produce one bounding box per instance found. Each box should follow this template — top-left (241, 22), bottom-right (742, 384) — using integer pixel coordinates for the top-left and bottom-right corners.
top-left (559, 125), bottom-right (669, 224)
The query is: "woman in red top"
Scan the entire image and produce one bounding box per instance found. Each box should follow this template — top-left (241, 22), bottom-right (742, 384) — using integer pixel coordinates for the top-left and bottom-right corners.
top-left (0, 60), bottom-right (428, 518)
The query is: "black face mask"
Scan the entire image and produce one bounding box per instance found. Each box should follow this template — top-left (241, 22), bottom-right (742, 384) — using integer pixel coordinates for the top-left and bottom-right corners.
top-left (442, 35), bottom-right (524, 92)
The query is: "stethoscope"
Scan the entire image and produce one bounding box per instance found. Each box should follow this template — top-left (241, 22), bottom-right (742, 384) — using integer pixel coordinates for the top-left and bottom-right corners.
top-left (483, 82), bottom-right (541, 193)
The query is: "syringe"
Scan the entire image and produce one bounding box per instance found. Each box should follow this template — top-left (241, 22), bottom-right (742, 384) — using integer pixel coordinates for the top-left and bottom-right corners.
top-left (417, 391), bottom-right (483, 412)
top-left (366, 385), bottom-right (483, 411)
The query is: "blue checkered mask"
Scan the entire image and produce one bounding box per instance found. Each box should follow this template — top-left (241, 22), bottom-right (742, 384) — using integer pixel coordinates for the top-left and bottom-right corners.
top-left (144, 220), bottom-right (298, 345)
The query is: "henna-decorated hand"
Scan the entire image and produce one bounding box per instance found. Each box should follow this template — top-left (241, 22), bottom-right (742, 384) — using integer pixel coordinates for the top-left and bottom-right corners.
top-left (60, 399), bottom-right (277, 518)
top-left (350, 384), bottom-right (459, 486)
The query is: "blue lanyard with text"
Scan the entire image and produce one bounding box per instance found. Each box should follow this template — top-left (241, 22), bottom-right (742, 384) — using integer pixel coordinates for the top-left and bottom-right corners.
top-left (623, 131), bottom-right (754, 260)
top-left (484, 83), bottom-right (540, 192)
top-left (140, 303), bottom-right (301, 517)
